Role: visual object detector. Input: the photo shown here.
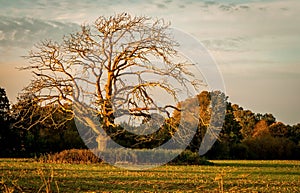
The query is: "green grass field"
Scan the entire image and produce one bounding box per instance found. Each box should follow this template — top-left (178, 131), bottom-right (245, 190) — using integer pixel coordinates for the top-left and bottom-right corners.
top-left (1, 159), bottom-right (299, 192)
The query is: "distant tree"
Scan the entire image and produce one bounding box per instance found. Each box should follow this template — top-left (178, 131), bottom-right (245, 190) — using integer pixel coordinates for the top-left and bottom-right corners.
top-left (260, 113), bottom-right (276, 125)
top-left (0, 87), bottom-right (10, 156)
top-left (252, 120), bottom-right (269, 138)
top-left (12, 94), bottom-right (71, 130)
top-left (241, 119), bottom-right (300, 160)
top-left (0, 87), bottom-right (16, 157)
top-left (232, 105), bottom-right (257, 139)
top-left (18, 13), bottom-right (200, 149)
top-left (0, 87), bottom-right (10, 120)
top-left (268, 122), bottom-right (289, 138)
top-left (222, 102), bottom-right (243, 144)
top-left (12, 95), bottom-right (85, 155)
top-left (206, 102), bottom-right (242, 159)
top-left (288, 123), bottom-right (300, 145)
top-left (187, 91), bottom-right (211, 152)
top-left (243, 134), bottom-right (297, 159)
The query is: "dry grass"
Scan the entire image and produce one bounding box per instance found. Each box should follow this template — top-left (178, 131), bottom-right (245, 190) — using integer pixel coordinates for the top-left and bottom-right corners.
top-left (1, 159), bottom-right (299, 192)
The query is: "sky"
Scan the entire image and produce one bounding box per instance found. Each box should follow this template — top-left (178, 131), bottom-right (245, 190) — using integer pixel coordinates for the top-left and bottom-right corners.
top-left (0, 0), bottom-right (299, 125)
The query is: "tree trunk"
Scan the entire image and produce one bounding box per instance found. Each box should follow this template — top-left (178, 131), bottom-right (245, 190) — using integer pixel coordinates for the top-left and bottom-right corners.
top-left (96, 134), bottom-right (109, 151)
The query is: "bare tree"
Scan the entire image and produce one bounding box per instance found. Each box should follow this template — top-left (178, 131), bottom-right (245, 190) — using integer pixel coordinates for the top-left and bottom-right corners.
top-left (17, 13), bottom-right (200, 149)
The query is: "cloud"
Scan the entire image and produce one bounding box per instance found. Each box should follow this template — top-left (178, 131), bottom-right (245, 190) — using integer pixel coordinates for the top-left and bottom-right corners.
top-left (0, 16), bottom-right (80, 102)
top-left (0, 16), bottom-right (79, 49)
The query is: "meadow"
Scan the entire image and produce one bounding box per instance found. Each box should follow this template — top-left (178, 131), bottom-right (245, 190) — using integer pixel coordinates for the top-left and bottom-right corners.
top-left (1, 159), bottom-right (299, 193)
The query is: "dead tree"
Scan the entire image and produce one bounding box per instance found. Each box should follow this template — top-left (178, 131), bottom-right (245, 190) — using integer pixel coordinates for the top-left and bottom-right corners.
top-left (17, 13), bottom-right (200, 149)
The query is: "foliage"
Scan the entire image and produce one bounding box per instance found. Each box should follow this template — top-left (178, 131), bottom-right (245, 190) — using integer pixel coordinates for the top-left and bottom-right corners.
top-left (0, 87), bottom-right (11, 156)
top-left (0, 87), bottom-right (10, 119)
top-left (19, 121), bottom-right (86, 157)
top-left (205, 101), bottom-right (299, 160)
top-left (187, 91), bottom-right (210, 152)
top-left (242, 135), bottom-right (299, 160)
top-left (0, 87), bottom-right (22, 157)
top-left (288, 123), bottom-right (300, 144)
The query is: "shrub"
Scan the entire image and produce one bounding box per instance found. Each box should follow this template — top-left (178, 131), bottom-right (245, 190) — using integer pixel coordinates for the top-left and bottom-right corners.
top-left (38, 149), bottom-right (102, 164)
top-left (170, 150), bottom-right (213, 165)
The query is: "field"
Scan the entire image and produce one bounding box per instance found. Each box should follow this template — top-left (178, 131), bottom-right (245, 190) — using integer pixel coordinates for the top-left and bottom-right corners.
top-left (1, 159), bottom-right (300, 192)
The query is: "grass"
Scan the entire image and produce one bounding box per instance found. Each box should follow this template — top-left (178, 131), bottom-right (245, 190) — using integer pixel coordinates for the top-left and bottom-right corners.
top-left (1, 159), bottom-right (300, 192)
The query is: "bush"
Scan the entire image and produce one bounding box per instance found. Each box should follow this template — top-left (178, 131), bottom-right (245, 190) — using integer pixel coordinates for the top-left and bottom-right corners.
top-left (38, 149), bottom-right (102, 164)
top-left (170, 150), bottom-right (213, 165)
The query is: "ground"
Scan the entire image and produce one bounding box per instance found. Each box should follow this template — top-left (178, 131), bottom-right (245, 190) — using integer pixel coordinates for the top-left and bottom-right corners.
top-left (1, 159), bottom-right (300, 192)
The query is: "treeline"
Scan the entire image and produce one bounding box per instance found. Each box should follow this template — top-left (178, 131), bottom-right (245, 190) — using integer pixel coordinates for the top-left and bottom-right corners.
top-left (0, 87), bottom-right (86, 157)
top-left (188, 91), bottom-right (300, 160)
top-left (204, 102), bottom-right (300, 160)
top-left (0, 87), bottom-right (299, 160)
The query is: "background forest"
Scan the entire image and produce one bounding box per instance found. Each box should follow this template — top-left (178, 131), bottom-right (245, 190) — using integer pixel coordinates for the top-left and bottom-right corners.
top-left (1, 87), bottom-right (299, 161)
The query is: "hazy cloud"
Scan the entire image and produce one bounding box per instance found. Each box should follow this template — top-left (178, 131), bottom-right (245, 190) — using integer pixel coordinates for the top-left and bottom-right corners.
top-left (0, 16), bottom-right (79, 48)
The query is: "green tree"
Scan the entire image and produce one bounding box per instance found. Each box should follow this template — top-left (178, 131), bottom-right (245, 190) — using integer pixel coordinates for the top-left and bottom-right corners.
top-left (187, 91), bottom-right (211, 152)
top-left (268, 122), bottom-right (289, 138)
top-left (260, 113), bottom-right (276, 125)
top-left (0, 87), bottom-right (19, 157)
top-left (0, 87), bottom-right (10, 120)
top-left (0, 87), bottom-right (10, 156)
top-left (288, 123), bottom-right (300, 145)
top-left (252, 120), bottom-right (269, 138)
top-left (12, 94), bottom-right (85, 155)
top-left (206, 102), bottom-right (242, 159)
top-left (232, 105), bottom-right (257, 139)
top-left (223, 103), bottom-right (243, 144)
top-left (243, 135), bottom-right (297, 159)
